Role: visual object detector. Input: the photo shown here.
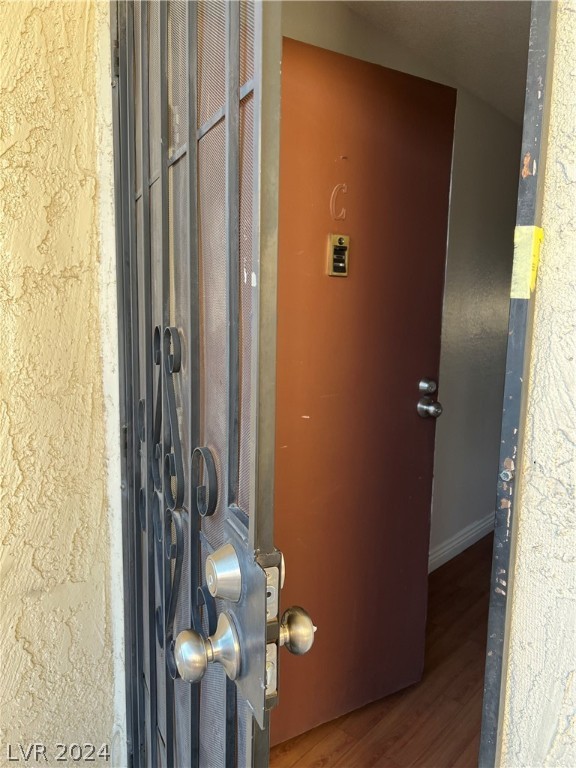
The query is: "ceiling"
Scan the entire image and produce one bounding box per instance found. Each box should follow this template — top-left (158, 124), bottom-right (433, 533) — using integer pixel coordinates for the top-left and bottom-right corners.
top-left (347, 1), bottom-right (531, 124)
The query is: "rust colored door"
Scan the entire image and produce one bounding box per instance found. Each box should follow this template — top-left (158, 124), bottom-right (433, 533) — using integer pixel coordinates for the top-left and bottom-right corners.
top-left (273, 39), bottom-right (456, 744)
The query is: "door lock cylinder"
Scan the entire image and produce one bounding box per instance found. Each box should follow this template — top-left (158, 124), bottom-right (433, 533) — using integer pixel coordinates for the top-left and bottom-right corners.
top-left (205, 543), bottom-right (242, 602)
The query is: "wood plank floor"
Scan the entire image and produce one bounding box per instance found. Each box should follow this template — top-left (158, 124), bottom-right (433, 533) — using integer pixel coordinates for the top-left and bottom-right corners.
top-left (270, 535), bottom-right (493, 768)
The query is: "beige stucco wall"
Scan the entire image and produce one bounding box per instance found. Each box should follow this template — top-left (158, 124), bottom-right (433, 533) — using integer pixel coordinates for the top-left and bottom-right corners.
top-left (0, 1), bottom-right (124, 764)
top-left (499, 2), bottom-right (576, 766)
top-left (0, 0), bottom-right (574, 764)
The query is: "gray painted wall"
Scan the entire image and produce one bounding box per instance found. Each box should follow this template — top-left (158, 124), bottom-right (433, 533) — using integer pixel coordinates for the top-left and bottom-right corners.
top-left (281, 1), bottom-right (523, 569)
top-left (430, 91), bottom-right (521, 568)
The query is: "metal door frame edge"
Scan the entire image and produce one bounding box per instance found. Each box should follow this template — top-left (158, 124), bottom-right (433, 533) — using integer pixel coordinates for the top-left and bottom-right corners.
top-left (479, 3), bottom-right (557, 766)
top-left (110, 2), bottom-right (139, 765)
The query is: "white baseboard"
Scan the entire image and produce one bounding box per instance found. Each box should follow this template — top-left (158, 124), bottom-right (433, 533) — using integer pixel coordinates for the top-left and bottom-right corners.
top-left (428, 513), bottom-right (495, 573)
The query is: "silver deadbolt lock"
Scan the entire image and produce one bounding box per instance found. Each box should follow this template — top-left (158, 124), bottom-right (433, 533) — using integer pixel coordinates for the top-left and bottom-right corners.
top-left (174, 612), bottom-right (241, 683)
top-left (205, 543), bottom-right (242, 602)
top-left (418, 377), bottom-right (438, 394)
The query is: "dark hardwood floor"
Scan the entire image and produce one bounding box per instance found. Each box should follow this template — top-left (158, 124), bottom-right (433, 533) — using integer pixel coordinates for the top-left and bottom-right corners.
top-left (270, 535), bottom-right (493, 768)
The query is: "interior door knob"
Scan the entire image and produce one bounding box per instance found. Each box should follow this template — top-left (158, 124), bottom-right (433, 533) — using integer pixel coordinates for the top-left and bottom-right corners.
top-left (417, 396), bottom-right (443, 418)
top-left (279, 606), bottom-right (317, 655)
top-left (174, 612), bottom-right (241, 683)
top-left (418, 377), bottom-right (438, 394)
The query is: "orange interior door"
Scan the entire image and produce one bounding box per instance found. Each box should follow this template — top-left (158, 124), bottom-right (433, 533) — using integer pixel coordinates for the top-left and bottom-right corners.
top-left (273, 39), bottom-right (456, 744)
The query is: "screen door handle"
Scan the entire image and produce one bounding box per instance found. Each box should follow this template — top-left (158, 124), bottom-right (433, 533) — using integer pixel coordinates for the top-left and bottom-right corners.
top-left (174, 612), bottom-right (241, 683)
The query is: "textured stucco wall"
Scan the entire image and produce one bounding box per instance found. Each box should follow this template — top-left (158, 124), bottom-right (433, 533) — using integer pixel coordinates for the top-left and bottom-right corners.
top-left (0, 1), bottom-right (124, 763)
top-left (499, 2), bottom-right (576, 765)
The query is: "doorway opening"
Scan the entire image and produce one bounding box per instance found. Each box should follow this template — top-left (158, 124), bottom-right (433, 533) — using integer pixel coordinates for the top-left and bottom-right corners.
top-left (270, 1), bottom-right (532, 763)
top-left (271, 537), bottom-right (493, 766)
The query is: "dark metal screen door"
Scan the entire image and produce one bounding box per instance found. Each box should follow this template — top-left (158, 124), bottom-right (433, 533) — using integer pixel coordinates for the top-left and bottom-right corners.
top-left (112, 1), bottom-right (283, 765)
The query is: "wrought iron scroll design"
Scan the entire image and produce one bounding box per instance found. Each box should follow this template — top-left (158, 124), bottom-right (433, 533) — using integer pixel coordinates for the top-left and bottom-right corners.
top-left (163, 327), bottom-right (185, 511)
top-left (192, 446), bottom-right (218, 517)
top-left (150, 325), bottom-right (186, 678)
top-left (152, 323), bottom-right (220, 678)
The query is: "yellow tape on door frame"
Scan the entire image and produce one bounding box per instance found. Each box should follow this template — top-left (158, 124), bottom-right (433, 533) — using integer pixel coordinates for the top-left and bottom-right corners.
top-left (510, 226), bottom-right (544, 299)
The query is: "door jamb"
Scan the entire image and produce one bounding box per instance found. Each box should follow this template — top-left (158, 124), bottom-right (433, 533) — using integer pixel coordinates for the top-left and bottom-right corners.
top-left (110, 0), bottom-right (556, 763)
top-left (479, 2), bottom-right (556, 765)
top-left (110, 2), bottom-right (140, 765)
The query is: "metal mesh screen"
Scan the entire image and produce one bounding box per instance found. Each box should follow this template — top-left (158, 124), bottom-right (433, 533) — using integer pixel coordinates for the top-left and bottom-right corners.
top-left (238, 94), bottom-right (255, 517)
top-left (197, 0), bottom-right (226, 127)
top-left (157, 731), bottom-right (166, 768)
top-left (168, 0), bottom-right (188, 155)
top-left (135, 194), bottom-right (151, 690)
top-left (149, 177), bottom-right (167, 744)
top-left (240, 0), bottom-right (255, 87)
top-left (150, 178), bottom-right (163, 331)
top-left (236, 694), bottom-right (252, 768)
top-left (168, 154), bottom-right (194, 764)
top-left (198, 119), bottom-right (227, 549)
top-left (174, 515), bottom-right (192, 765)
top-left (199, 654), bottom-right (227, 767)
top-left (169, 157), bottom-right (190, 499)
top-left (155, 579), bottom-right (167, 746)
top-left (199, 542), bottom-right (227, 767)
top-left (148, 0), bottom-right (161, 177)
top-left (133, 0), bottom-right (142, 192)
top-left (238, 17), bottom-right (258, 760)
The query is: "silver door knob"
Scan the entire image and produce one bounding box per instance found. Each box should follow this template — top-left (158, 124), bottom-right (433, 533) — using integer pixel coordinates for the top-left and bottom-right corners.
top-left (174, 612), bottom-right (241, 683)
top-left (419, 377), bottom-right (437, 394)
top-left (206, 543), bottom-right (242, 602)
top-left (417, 396), bottom-right (443, 418)
top-left (279, 606), bottom-right (317, 655)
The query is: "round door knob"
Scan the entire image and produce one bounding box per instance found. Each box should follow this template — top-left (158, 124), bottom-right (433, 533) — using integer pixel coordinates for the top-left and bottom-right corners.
top-left (279, 606), bottom-right (317, 655)
top-left (418, 377), bottom-right (438, 394)
top-left (205, 543), bottom-right (242, 602)
top-left (174, 612), bottom-right (241, 683)
top-left (417, 396), bottom-right (443, 418)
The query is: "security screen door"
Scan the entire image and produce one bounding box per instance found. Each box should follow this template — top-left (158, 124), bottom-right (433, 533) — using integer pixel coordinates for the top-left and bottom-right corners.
top-left (113, 2), bottom-right (311, 766)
